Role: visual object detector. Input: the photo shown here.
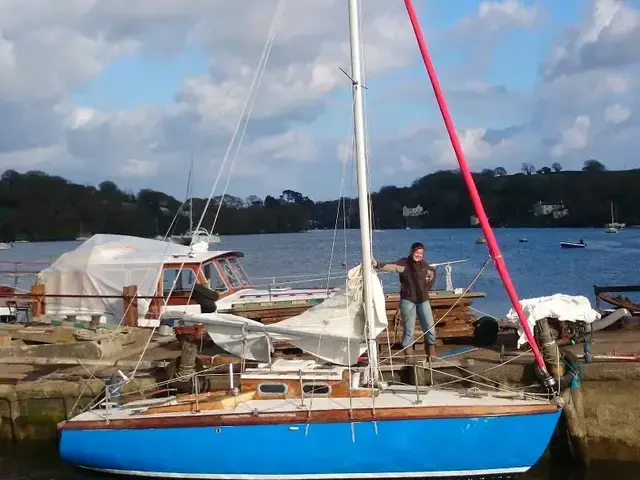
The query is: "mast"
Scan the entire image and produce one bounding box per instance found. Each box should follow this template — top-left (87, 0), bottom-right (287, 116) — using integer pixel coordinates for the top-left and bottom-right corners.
top-left (610, 201), bottom-right (614, 224)
top-left (403, 0), bottom-right (553, 386)
top-left (187, 155), bottom-right (194, 234)
top-left (347, 0), bottom-right (378, 380)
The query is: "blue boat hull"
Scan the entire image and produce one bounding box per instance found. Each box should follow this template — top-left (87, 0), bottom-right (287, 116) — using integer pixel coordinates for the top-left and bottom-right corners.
top-left (59, 411), bottom-right (561, 478)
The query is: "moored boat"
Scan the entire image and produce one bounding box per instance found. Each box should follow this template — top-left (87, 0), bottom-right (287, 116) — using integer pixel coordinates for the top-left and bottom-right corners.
top-left (560, 240), bottom-right (586, 249)
top-left (59, 359), bottom-right (561, 479)
top-left (56, 1), bottom-right (562, 477)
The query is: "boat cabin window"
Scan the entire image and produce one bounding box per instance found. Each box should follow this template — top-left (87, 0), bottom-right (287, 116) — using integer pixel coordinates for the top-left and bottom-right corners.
top-left (228, 257), bottom-right (250, 285)
top-left (257, 383), bottom-right (288, 396)
top-left (203, 261), bottom-right (227, 292)
top-left (163, 267), bottom-right (196, 295)
top-left (301, 383), bottom-right (331, 396)
top-left (218, 258), bottom-right (250, 289)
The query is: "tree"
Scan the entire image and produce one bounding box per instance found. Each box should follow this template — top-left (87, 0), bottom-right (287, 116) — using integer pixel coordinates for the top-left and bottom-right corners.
top-left (480, 168), bottom-right (495, 177)
top-left (279, 189), bottom-right (312, 205)
top-left (264, 195), bottom-right (280, 209)
top-left (582, 159), bottom-right (606, 172)
top-left (493, 167), bottom-right (507, 177)
top-left (521, 162), bottom-right (535, 175)
top-left (551, 162), bottom-right (563, 173)
top-left (245, 195), bottom-right (263, 207)
top-left (280, 189), bottom-right (303, 204)
top-left (98, 180), bottom-right (120, 195)
top-left (536, 166), bottom-right (552, 175)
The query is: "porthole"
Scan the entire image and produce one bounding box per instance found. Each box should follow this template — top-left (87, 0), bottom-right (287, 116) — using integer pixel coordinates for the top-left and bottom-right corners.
top-left (302, 383), bottom-right (331, 396)
top-left (258, 383), bottom-right (288, 395)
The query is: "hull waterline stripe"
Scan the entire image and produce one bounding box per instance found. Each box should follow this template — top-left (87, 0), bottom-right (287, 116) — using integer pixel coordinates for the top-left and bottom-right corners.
top-left (83, 466), bottom-right (530, 479)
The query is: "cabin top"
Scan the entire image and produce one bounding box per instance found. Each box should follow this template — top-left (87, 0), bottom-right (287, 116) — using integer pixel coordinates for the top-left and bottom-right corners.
top-left (41, 233), bottom-right (244, 270)
top-left (37, 234), bottom-right (253, 319)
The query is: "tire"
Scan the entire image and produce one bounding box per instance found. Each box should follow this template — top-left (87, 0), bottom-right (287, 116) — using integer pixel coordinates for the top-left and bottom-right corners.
top-left (473, 315), bottom-right (499, 346)
top-left (191, 283), bottom-right (219, 313)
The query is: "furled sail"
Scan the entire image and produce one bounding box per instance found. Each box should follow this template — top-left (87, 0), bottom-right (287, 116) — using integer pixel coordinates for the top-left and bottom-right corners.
top-left (189, 264), bottom-right (388, 365)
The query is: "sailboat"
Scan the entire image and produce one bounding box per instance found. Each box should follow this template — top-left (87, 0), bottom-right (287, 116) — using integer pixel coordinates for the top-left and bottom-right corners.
top-left (605, 201), bottom-right (619, 233)
top-left (57, 1), bottom-right (561, 477)
top-left (171, 156), bottom-right (222, 246)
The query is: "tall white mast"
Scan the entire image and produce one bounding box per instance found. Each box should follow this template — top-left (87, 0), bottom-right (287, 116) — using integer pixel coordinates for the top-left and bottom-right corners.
top-left (347, 0), bottom-right (378, 380)
top-left (610, 201), bottom-right (614, 224)
top-left (187, 155), bottom-right (194, 234)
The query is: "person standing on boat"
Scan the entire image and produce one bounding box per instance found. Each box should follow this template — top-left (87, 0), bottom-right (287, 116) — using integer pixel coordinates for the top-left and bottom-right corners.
top-left (372, 242), bottom-right (437, 360)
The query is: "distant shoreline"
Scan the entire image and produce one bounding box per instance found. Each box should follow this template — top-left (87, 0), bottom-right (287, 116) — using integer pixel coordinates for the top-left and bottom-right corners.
top-left (4, 224), bottom-right (638, 243)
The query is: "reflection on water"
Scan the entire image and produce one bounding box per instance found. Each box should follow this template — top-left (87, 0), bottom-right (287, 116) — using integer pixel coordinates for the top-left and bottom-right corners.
top-left (525, 456), bottom-right (640, 480)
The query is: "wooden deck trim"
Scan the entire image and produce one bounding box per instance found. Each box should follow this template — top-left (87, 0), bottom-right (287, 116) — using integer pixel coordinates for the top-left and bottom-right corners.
top-left (60, 403), bottom-right (559, 431)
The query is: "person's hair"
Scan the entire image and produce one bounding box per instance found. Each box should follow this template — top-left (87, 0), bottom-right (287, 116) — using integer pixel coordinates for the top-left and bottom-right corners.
top-left (410, 242), bottom-right (424, 252)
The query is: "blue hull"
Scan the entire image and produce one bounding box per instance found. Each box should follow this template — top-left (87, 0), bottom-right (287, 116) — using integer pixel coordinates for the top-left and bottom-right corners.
top-left (59, 411), bottom-right (561, 478)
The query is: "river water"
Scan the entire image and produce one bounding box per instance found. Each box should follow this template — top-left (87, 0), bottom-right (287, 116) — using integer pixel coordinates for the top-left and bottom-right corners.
top-left (1, 227), bottom-right (638, 478)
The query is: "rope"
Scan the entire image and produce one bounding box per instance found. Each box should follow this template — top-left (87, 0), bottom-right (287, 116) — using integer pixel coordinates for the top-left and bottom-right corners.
top-left (325, 95), bottom-right (356, 296)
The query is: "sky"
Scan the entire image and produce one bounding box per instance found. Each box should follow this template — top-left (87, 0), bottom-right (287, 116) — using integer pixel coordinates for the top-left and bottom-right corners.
top-left (1, 0), bottom-right (640, 202)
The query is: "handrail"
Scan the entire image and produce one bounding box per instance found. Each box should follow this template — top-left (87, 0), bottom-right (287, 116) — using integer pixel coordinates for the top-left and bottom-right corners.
top-left (0, 292), bottom-right (165, 300)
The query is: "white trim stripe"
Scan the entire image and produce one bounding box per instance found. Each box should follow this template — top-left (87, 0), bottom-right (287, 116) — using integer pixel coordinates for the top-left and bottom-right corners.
top-left (83, 466), bottom-right (530, 479)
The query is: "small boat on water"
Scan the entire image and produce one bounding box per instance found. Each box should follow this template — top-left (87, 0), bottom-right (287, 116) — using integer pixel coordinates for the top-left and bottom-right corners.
top-left (605, 201), bottom-right (621, 233)
top-left (519, 238), bottom-right (528, 243)
top-left (560, 240), bottom-right (586, 249)
top-left (475, 236), bottom-right (486, 244)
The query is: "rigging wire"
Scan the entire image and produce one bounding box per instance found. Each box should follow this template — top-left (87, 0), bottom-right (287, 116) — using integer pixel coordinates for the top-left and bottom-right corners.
top-left (190, 0), bottom-right (287, 240)
top-left (69, 1), bottom-right (289, 411)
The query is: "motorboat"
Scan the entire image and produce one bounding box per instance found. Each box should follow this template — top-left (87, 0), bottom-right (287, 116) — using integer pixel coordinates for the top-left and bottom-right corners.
top-left (560, 240), bottom-right (586, 249)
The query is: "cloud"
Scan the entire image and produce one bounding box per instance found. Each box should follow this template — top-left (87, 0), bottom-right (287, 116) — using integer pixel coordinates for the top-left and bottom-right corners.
top-left (550, 115), bottom-right (590, 158)
top-left (542, 0), bottom-right (640, 80)
top-left (604, 103), bottom-right (631, 124)
top-left (454, 0), bottom-right (540, 37)
top-left (0, 0), bottom-right (420, 198)
top-left (1, 0), bottom-right (640, 200)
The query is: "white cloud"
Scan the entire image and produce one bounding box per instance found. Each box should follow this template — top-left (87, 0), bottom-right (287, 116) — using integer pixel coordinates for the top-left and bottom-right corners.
top-left (604, 103), bottom-right (631, 124)
top-left (0, 0), bottom-right (419, 197)
top-left (542, 0), bottom-right (640, 80)
top-left (550, 116), bottom-right (590, 158)
top-left (455, 0), bottom-right (539, 36)
top-left (1, 0), bottom-right (640, 199)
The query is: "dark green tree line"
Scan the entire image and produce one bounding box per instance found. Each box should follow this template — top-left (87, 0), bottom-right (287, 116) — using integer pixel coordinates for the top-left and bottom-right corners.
top-left (0, 160), bottom-right (638, 240)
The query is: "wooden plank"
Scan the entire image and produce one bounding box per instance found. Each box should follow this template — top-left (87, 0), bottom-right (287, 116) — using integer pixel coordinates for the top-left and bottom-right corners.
top-left (176, 390), bottom-right (231, 402)
top-left (61, 402), bottom-right (559, 431)
top-left (145, 391), bottom-right (256, 415)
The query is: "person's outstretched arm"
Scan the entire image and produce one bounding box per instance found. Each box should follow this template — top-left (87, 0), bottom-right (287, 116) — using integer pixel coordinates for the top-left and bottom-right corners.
top-left (373, 257), bottom-right (406, 273)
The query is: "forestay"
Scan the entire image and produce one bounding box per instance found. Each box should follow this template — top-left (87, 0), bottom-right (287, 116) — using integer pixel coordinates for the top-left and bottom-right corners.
top-left (190, 264), bottom-right (388, 365)
top-left (38, 234), bottom-right (189, 322)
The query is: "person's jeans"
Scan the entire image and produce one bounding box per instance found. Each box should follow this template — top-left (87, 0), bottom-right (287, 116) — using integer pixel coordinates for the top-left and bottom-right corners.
top-left (399, 298), bottom-right (436, 348)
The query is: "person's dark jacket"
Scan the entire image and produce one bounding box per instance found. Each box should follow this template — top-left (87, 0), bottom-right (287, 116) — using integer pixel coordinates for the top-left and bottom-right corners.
top-left (375, 257), bottom-right (436, 303)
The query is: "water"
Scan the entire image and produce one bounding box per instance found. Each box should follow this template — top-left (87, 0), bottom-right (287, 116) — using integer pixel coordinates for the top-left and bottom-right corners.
top-left (2, 227), bottom-right (639, 478)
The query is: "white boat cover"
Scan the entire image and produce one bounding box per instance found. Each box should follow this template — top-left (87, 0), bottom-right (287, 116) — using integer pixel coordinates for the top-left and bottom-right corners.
top-left (37, 234), bottom-right (191, 322)
top-left (189, 264), bottom-right (388, 366)
top-left (505, 293), bottom-right (601, 348)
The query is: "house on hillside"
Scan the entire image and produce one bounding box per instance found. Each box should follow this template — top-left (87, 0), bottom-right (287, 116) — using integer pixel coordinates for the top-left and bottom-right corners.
top-left (532, 201), bottom-right (569, 219)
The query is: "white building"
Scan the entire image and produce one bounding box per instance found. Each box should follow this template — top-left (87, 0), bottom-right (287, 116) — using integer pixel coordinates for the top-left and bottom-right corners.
top-left (533, 201), bottom-right (569, 218)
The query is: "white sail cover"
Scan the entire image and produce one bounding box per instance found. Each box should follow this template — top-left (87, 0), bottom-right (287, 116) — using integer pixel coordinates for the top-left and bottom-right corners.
top-left (190, 264), bottom-right (388, 365)
top-left (38, 234), bottom-right (191, 322)
top-left (505, 294), bottom-right (601, 348)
